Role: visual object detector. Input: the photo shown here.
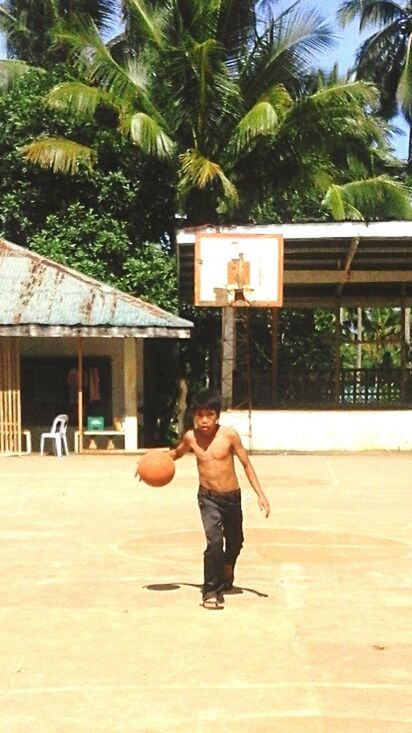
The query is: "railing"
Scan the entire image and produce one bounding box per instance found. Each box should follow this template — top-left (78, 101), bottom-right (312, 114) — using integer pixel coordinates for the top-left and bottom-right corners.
top-left (339, 368), bottom-right (412, 405)
top-left (232, 367), bottom-right (412, 408)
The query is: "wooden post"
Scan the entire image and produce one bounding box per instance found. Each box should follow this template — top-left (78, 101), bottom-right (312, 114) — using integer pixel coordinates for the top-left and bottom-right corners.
top-left (334, 307), bottom-right (342, 404)
top-left (356, 307), bottom-right (362, 369)
top-left (270, 308), bottom-right (279, 407)
top-left (16, 340), bottom-right (21, 454)
top-left (77, 337), bottom-right (83, 453)
top-left (124, 337), bottom-right (138, 451)
top-left (400, 295), bottom-right (408, 403)
top-left (0, 337), bottom-right (20, 454)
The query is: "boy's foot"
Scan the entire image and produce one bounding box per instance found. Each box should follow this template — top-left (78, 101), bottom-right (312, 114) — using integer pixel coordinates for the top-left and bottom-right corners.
top-left (222, 584), bottom-right (242, 594)
top-left (202, 596), bottom-right (225, 610)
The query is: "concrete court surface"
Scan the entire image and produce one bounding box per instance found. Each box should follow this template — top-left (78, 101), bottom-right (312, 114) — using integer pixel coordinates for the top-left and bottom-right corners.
top-left (0, 452), bottom-right (412, 733)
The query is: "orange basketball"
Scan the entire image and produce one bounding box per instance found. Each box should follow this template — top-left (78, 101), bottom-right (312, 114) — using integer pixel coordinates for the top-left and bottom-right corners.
top-left (137, 450), bottom-right (176, 487)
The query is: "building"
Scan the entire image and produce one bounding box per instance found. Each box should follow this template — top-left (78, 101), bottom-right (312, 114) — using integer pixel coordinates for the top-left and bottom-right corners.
top-left (177, 222), bottom-right (412, 451)
top-left (0, 239), bottom-right (192, 455)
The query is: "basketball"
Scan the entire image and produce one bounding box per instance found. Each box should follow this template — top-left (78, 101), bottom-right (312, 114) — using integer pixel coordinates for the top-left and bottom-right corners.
top-left (137, 450), bottom-right (176, 487)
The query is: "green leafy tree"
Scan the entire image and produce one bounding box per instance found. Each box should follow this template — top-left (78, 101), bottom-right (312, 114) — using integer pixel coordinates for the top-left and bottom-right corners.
top-left (5, 0), bottom-right (409, 222)
top-left (30, 202), bottom-right (178, 308)
top-left (338, 0), bottom-right (412, 164)
top-left (0, 65), bottom-right (175, 252)
top-left (0, 0), bottom-right (117, 65)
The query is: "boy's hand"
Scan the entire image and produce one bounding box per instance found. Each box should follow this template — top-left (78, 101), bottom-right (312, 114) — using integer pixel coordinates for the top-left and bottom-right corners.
top-left (258, 495), bottom-right (270, 518)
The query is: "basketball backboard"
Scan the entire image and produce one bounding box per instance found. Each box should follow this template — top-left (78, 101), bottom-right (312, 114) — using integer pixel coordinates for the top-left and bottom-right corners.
top-left (194, 232), bottom-right (283, 307)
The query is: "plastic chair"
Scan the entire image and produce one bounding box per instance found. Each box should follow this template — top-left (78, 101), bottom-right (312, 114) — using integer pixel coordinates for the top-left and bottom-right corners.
top-left (40, 414), bottom-right (69, 458)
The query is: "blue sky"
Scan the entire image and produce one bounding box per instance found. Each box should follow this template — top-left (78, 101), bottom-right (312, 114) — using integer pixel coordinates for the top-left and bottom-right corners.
top-left (0, 0), bottom-right (408, 158)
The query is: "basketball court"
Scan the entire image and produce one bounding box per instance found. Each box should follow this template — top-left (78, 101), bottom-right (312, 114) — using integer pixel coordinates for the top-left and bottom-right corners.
top-left (1, 451), bottom-right (412, 731)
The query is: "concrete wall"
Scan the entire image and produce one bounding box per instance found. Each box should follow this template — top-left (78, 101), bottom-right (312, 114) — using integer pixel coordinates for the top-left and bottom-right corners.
top-left (220, 409), bottom-right (412, 452)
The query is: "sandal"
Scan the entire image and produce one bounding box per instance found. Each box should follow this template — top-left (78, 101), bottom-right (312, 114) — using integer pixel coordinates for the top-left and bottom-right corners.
top-left (202, 596), bottom-right (224, 610)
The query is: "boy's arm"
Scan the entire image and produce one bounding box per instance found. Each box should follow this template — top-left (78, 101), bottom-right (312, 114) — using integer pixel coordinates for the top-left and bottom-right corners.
top-left (231, 430), bottom-right (270, 518)
top-left (169, 431), bottom-right (191, 461)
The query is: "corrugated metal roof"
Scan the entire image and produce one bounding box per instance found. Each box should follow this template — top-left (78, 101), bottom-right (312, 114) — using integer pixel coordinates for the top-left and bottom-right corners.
top-left (0, 239), bottom-right (192, 337)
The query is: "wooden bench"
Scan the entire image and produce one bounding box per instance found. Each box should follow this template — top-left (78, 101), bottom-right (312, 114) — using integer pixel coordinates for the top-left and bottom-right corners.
top-left (74, 430), bottom-right (125, 453)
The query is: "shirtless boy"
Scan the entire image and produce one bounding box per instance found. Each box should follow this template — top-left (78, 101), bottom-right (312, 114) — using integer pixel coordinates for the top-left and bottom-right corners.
top-left (170, 390), bottom-right (270, 610)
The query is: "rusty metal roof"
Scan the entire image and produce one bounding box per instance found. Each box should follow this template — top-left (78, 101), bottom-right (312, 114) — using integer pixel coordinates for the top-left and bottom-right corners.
top-left (0, 239), bottom-right (192, 337)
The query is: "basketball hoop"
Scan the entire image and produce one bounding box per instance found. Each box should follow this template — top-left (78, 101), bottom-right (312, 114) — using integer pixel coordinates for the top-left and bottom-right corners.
top-left (192, 229), bottom-right (284, 451)
top-left (225, 284), bottom-right (253, 307)
top-left (194, 231), bottom-right (283, 307)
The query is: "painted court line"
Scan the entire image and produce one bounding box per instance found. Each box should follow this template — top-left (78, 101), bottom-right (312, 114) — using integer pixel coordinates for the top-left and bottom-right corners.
top-left (1, 682), bottom-right (412, 695)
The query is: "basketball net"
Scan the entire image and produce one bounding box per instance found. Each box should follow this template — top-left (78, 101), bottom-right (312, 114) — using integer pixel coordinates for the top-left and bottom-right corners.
top-left (225, 252), bottom-right (254, 307)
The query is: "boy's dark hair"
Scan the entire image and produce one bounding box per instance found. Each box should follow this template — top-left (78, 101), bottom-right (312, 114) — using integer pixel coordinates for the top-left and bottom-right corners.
top-left (192, 390), bottom-right (221, 415)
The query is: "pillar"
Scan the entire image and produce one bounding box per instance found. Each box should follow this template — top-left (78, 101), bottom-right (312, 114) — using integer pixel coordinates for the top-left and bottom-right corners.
top-left (124, 338), bottom-right (138, 451)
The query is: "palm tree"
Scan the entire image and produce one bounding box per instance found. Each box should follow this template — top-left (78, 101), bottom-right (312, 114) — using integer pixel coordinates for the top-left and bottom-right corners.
top-left (0, 0), bottom-right (118, 65)
top-left (3, 0), bottom-right (412, 222)
top-left (338, 0), bottom-right (412, 164)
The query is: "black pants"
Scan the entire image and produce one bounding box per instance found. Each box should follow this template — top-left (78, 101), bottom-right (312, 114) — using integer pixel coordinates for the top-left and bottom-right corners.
top-left (197, 486), bottom-right (244, 600)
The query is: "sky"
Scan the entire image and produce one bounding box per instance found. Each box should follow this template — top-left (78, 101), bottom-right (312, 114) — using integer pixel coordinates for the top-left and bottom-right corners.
top-left (0, 0), bottom-right (408, 158)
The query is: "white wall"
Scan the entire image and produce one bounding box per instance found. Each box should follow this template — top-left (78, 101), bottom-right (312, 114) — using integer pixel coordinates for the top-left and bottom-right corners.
top-left (220, 410), bottom-right (412, 452)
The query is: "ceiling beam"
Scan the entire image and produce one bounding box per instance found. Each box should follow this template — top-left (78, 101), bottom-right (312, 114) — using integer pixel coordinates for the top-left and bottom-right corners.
top-left (282, 296), bottom-right (412, 308)
top-left (284, 270), bottom-right (412, 284)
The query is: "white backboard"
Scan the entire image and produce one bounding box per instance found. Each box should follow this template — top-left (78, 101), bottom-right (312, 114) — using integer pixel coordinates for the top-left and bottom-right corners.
top-left (194, 232), bottom-right (283, 307)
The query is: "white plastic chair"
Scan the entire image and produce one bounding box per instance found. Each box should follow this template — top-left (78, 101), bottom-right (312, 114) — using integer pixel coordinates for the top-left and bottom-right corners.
top-left (40, 414), bottom-right (69, 458)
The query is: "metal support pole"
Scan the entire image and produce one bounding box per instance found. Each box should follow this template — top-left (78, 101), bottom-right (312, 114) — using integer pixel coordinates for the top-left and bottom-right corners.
top-left (221, 306), bottom-right (236, 410)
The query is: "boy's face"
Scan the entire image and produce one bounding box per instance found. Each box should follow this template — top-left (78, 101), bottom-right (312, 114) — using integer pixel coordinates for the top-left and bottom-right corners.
top-left (194, 408), bottom-right (219, 436)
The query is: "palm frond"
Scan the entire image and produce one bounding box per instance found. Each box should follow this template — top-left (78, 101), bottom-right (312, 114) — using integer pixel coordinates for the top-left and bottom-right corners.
top-left (397, 33), bottom-right (412, 115)
top-left (53, 16), bottom-right (164, 120)
top-left (338, 0), bottom-right (404, 31)
top-left (21, 138), bottom-right (95, 175)
top-left (281, 81), bottom-right (388, 152)
top-left (241, 7), bottom-right (336, 103)
top-left (231, 100), bottom-right (279, 152)
top-left (45, 82), bottom-right (106, 119)
top-left (178, 149), bottom-right (238, 203)
top-left (160, 32), bottom-right (240, 152)
top-left (119, 112), bottom-right (174, 158)
top-left (322, 184), bottom-right (363, 220)
top-left (122, 0), bottom-right (164, 48)
top-left (0, 59), bottom-right (34, 91)
top-left (307, 79), bottom-right (380, 111)
top-left (322, 176), bottom-right (412, 220)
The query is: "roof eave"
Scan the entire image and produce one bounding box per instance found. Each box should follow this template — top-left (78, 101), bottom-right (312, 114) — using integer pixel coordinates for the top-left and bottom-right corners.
top-left (0, 325), bottom-right (192, 338)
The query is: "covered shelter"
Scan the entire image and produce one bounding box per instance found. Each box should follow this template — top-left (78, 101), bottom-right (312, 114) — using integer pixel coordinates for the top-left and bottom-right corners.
top-left (177, 221), bottom-right (412, 451)
top-left (0, 239), bottom-right (192, 455)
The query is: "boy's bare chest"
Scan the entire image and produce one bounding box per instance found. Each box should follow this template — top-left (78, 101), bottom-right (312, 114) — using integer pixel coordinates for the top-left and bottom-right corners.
top-left (192, 432), bottom-right (231, 461)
